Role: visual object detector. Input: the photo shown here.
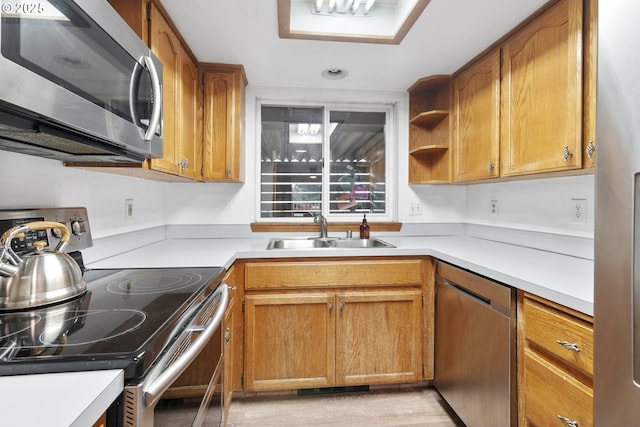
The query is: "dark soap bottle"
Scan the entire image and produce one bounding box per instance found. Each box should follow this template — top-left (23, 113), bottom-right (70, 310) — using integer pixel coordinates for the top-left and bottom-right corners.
top-left (359, 214), bottom-right (370, 239)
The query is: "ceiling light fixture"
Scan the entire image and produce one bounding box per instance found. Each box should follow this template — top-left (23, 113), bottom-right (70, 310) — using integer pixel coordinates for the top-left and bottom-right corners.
top-left (312, 0), bottom-right (375, 16)
top-left (278, 0), bottom-right (431, 45)
top-left (321, 67), bottom-right (349, 80)
top-left (364, 0), bottom-right (376, 14)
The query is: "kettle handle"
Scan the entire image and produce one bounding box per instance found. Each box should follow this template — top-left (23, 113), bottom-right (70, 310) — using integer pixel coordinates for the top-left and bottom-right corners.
top-left (1, 221), bottom-right (71, 263)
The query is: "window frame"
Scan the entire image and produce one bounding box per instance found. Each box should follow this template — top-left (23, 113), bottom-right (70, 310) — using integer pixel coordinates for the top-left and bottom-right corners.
top-left (255, 99), bottom-right (396, 223)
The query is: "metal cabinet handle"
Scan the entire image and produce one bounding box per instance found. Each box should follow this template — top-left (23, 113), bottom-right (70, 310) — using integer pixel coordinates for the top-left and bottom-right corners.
top-left (340, 301), bottom-right (345, 312)
top-left (557, 414), bottom-right (579, 427)
top-left (177, 158), bottom-right (189, 170)
top-left (329, 302), bottom-right (333, 313)
top-left (224, 327), bottom-right (231, 343)
top-left (562, 146), bottom-right (574, 162)
top-left (487, 160), bottom-right (495, 172)
top-left (586, 140), bottom-right (596, 158)
top-left (556, 340), bottom-right (580, 352)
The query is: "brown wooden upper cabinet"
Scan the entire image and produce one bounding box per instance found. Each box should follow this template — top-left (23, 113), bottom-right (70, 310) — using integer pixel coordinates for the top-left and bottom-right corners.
top-left (410, 0), bottom-right (595, 183)
top-left (200, 64), bottom-right (247, 182)
top-left (500, 0), bottom-right (583, 177)
top-left (453, 49), bottom-right (501, 182)
top-left (582, 0), bottom-right (597, 170)
top-left (407, 76), bottom-right (452, 184)
top-left (103, 0), bottom-right (201, 181)
top-left (149, 4), bottom-right (202, 179)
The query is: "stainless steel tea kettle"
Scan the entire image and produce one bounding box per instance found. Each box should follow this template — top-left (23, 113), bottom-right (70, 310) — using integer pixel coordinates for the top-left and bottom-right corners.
top-left (0, 221), bottom-right (85, 310)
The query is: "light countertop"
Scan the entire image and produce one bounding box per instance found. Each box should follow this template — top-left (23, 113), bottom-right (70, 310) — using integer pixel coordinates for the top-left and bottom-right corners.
top-left (88, 235), bottom-right (594, 316)
top-left (0, 369), bottom-right (123, 426)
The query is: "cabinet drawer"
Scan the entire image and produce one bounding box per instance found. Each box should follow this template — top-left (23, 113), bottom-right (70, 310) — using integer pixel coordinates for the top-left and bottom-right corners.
top-left (523, 296), bottom-right (593, 377)
top-left (245, 259), bottom-right (424, 290)
top-left (523, 349), bottom-right (593, 427)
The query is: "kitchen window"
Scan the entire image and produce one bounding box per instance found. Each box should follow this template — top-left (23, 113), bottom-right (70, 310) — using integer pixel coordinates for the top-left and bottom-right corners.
top-left (259, 103), bottom-right (392, 220)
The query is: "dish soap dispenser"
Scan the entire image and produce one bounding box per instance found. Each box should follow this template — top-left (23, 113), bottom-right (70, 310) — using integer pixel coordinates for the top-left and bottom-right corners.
top-left (359, 214), bottom-right (370, 239)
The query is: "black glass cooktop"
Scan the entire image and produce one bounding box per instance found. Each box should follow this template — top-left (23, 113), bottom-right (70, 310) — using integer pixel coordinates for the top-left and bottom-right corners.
top-left (0, 267), bottom-right (225, 380)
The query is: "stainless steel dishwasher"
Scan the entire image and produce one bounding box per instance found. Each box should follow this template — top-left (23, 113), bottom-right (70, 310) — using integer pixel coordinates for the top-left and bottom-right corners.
top-left (434, 261), bottom-right (516, 427)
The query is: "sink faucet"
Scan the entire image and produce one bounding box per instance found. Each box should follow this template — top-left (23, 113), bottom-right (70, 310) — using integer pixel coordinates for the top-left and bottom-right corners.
top-left (314, 214), bottom-right (328, 239)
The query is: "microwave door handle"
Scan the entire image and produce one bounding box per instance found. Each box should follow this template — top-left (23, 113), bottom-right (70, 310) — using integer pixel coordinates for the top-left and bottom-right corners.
top-left (142, 284), bottom-right (229, 407)
top-left (128, 62), bottom-right (143, 133)
top-left (142, 55), bottom-right (162, 141)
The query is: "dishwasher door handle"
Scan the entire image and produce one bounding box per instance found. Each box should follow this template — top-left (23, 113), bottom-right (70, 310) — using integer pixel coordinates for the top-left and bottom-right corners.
top-left (438, 277), bottom-right (512, 317)
top-left (440, 278), bottom-right (491, 306)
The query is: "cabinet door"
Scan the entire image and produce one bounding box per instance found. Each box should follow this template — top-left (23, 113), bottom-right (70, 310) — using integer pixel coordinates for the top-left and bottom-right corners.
top-left (106, 0), bottom-right (147, 42)
top-left (244, 293), bottom-right (335, 391)
top-left (335, 289), bottom-right (422, 386)
top-left (178, 47), bottom-right (202, 180)
top-left (453, 49), bottom-right (500, 181)
top-left (149, 4), bottom-right (180, 175)
top-left (523, 349), bottom-right (593, 427)
top-left (500, 0), bottom-right (583, 176)
top-left (201, 65), bottom-right (246, 182)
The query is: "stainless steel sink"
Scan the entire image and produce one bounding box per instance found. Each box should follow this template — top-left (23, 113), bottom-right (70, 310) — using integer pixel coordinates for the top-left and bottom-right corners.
top-left (266, 237), bottom-right (395, 250)
top-left (329, 238), bottom-right (395, 248)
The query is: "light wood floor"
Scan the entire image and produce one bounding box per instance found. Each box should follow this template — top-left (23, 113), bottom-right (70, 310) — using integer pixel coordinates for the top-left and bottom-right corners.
top-left (225, 386), bottom-right (465, 426)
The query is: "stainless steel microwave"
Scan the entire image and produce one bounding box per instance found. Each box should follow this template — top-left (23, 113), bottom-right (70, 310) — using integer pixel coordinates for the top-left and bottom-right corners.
top-left (0, 0), bottom-right (162, 163)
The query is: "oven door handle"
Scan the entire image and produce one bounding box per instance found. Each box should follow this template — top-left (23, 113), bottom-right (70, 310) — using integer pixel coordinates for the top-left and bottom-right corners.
top-left (142, 284), bottom-right (229, 407)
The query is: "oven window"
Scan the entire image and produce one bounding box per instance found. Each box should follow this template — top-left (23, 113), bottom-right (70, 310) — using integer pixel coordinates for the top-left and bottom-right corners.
top-left (154, 322), bottom-right (224, 426)
top-left (154, 370), bottom-right (222, 427)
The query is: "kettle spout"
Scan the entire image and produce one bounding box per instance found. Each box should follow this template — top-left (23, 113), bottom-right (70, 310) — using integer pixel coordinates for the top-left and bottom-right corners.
top-left (0, 260), bottom-right (18, 278)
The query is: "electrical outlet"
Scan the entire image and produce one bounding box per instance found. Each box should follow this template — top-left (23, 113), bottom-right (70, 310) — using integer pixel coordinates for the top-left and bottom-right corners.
top-left (410, 202), bottom-right (422, 216)
top-left (490, 200), bottom-right (499, 217)
top-left (125, 199), bottom-right (134, 220)
top-left (571, 198), bottom-right (587, 224)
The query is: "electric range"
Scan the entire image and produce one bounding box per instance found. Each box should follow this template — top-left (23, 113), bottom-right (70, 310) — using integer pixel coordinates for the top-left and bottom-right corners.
top-left (0, 266), bottom-right (226, 380)
top-left (0, 207), bottom-right (231, 426)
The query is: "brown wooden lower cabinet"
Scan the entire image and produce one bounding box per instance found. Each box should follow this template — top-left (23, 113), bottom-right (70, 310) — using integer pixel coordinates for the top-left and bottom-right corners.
top-left (92, 412), bottom-right (106, 427)
top-left (518, 292), bottom-right (593, 427)
top-left (244, 292), bottom-right (335, 391)
top-left (242, 257), bottom-right (429, 392)
top-left (244, 288), bottom-right (422, 391)
top-left (336, 289), bottom-right (422, 386)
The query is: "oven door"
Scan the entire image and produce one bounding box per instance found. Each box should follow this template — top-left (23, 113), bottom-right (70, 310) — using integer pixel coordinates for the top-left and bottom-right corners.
top-left (123, 284), bottom-right (228, 427)
top-left (154, 330), bottom-right (223, 427)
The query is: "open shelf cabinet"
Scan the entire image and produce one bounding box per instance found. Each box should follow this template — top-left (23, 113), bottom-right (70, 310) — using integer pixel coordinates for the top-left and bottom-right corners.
top-left (407, 75), bottom-right (452, 184)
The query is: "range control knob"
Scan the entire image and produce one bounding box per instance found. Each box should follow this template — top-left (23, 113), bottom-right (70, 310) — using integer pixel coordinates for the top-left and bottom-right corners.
top-left (51, 227), bottom-right (63, 238)
top-left (71, 220), bottom-right (87, 235)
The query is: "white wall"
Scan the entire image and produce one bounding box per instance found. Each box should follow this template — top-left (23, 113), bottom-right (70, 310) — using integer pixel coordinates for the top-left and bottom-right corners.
top-left (0, 150), bottom-right (166, 238)
top-left (0, 85), bottom-right (594, 240)
top-left (465, 174), bottom-right (595, 238)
